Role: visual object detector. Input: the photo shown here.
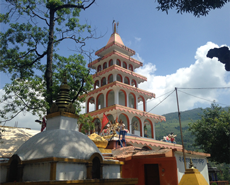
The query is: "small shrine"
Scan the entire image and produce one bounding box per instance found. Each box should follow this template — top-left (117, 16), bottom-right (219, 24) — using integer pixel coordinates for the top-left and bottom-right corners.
top-left (0, 76), bottom-right (138, 185)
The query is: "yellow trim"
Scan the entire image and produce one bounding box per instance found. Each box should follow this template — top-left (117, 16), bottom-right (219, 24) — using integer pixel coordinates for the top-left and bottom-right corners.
top-left (50, 162), bottom-right (56, 180)
top-left (46, 112), bottom-right (79, 119)
top-left (120, 165), bottom-right (123, 178)
top-left (103, 161), bottom-right (124, 165)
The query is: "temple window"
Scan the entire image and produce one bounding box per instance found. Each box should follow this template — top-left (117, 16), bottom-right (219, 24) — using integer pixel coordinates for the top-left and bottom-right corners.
top-left (97, 94), bottom-right (104, 110)
top-left (103, 62), bottom-right (107, 69)
top-left (109, 59), bottom-right (113, 67)
top-left (118, 90), bottom-right (126, 106)
top-left (129, 93), bottom-right (136, 109)
top-left (108, 74), bottom-right (113, 83)
top-left (116, 59), bottom-right (121, 66)
top-left (97, 65), bottom-right (101, 72)
top-left (144, 119), bottom-right (153, 138)
top-left (131, 117), bottom-right (141, 136)
top-left (107, 90), bottom-right (115, 107)
top-left (124, 77), bottom-right (129, 85)
top-left (94, 80), bottom-right (99, 89)
top-left (129, 64), bottom-right (133, 71)
top-left (87, 97), bottom-right (95, 113)
top-left (101, 77), bottom-right (106, 86)
top-left (131, 79), bottom-right (137, 87)
top-left (123, 62), bottom-right (127, 69)
top-left (117, 74), bottom-right (122, 82)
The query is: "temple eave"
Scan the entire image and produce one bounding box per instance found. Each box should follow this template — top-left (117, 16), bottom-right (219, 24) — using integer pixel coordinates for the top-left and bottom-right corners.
top-left (92, 65), bottom-right (147, 81)
top-left (79, 81), bottom-right (155, 100)
top-left (89, 50), bottom-right (142, 69)
top-left (85, 104), bottom-right (166, 122)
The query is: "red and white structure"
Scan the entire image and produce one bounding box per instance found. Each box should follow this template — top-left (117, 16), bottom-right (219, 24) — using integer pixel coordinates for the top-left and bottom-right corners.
top-left (82, 22), bottom-right (165, 139)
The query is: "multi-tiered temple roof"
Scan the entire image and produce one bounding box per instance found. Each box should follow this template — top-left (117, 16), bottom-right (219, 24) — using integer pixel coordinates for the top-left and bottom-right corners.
top-left (82, 22), bottom-right (165, 139)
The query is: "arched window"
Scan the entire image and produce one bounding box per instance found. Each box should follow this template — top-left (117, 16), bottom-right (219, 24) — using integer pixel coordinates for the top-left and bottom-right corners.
top-left (123, 62), bottom-right (127, 69)
top-left (93, 118), bottom-right (101, 135)
top-left (131, 117), bottom-right (142, 137)
top-left (108, 74), bottom-right (113, 83)
top-left (138, 95), bottom-right (145, 111)
top-left (106, 90), bottom-right (115, 107)
top-left (119, 90), bottom-right (127, 106)
top-left (129, 64), bottom-right (133, 71)
top-left (129, 93), bottom-right (136, 109)
top-left (87, 97), bottom-right (95, 113)
top-left (131, 79), bottom-right (137, 87)
top-left (124, 77), bottom-right (129, 85)
top-left (117, 74), bottom-right (122, 82)
top-left (97, 65), bottom-right (101, 72)
top-left (103, 62), bottom-right (107, 69)
top-left (101, 77), bottom-right (106, 86)
top-left (116, 59), bottom-right (121, 66)
top-left (97, 93), bottom-right (104, 110)
top-left (118, 113), bottom-right (129, 130)
top-left (144, 119), bottom-right (153, 138)
top-left (94, 80), bottom-right (99, 89)
top-left (109, 59), bottom-right (113, 67)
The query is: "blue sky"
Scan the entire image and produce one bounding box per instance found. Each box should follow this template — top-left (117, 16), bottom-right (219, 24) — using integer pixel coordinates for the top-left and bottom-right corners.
top-left (0, 1), bottom-right (230, 129)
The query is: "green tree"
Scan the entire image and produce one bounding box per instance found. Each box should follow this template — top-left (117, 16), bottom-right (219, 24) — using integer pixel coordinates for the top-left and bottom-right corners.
top-left (78, 114), bottom-right (94, 135)
top-left (156, 0), bottom-right (230, 17)
top-left (189, 103), bottom-right (230, 164)
top-left (0, 0), bottom-right (96, 122)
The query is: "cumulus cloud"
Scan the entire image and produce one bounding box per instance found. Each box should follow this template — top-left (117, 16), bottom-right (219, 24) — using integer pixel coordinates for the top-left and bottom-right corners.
top-left (136, 42), bottom-right (230, 115)
top-left (135, 37), bottom-right (141, 42)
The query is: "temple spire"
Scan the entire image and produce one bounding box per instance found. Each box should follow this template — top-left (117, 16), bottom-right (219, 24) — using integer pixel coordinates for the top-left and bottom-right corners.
top-left (112, 20), bottom-right (119, 34)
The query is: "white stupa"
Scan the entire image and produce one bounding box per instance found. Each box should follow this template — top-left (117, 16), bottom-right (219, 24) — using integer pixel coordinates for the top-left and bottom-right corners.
top-left (0, 76), bottom-right (137, 185)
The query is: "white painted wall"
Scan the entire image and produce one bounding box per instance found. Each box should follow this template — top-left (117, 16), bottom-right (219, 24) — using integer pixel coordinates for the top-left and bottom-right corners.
top-left (56, 163), bottom-right (87, 180)
top-left (23, 163), bottom-right (50, 181)
top-left (174, 152), bottom-right (210, 184)
top-left (46, 116), bottom-right (78, 131)
top-left (103, 165), bottom-right (121, 179)
top-left (0, 165), bottom-right (7, 183)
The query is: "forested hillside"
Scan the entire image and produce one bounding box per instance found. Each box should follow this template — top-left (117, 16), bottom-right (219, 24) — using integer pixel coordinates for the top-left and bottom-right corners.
top-left (154, 108), bottom-right (203, 151)
top-left (154, 106), bottom-right (229, 151)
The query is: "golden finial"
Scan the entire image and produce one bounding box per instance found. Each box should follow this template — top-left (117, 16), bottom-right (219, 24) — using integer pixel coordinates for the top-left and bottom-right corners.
top-left (189, 158), bottom-right (195, 169)
top-left (49, 72), bottom-right (75, 114)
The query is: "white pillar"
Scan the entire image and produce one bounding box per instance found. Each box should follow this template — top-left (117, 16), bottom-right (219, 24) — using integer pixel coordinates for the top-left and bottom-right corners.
top-left (113, 58), bottom-right (116, 65)
top-left (114, 89), bottom-right (119, 104)
top-left (104, 92), bottom-right (106, 108)
top-left (127, 93), bottom-right (129, 108)
top-left (113, 73), bottom-right (117, 81)
top-left (129, 117), bottom-right (132, 133)
top-left (142, 120), bottom-right (144, 138)
top-left (99, 79), bottom-right (101, 87)
top-left (144, 98), bottom-right (147, 111)
top-left (136, 95), bottom-right (138, 110)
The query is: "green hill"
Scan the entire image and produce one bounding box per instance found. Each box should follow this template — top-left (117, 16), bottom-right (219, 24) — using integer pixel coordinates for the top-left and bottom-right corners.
top-left (154, 108), bottom-right (203, 151)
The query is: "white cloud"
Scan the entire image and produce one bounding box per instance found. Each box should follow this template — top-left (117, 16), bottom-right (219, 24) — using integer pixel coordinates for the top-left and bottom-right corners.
top-left (133, 53), bottom-right (145, 63)
top-left (135, 37), bottom-right (141, 42)
top-left (136, 42), bottom-right (230, 115)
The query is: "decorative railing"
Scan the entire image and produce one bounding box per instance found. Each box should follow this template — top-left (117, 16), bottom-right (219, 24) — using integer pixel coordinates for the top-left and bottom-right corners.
top-left (210, 181), bottom-right (229, 185)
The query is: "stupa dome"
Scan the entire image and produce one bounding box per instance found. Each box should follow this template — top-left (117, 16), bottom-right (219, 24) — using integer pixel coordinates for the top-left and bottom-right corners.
top-left (15, 129), bottom-right (102, 161)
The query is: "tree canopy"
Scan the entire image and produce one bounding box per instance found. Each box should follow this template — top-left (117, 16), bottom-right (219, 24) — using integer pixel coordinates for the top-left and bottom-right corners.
top-left (156, 0), bottom-right (230, 17)
top-left (0, 0), bottom-right (96, 123)
top-left (189, 103), bottom-right (230, 164)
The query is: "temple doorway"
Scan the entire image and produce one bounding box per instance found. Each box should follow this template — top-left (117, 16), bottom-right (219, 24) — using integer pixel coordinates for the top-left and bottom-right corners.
top-left (144, 164), bottom-right (160, 185)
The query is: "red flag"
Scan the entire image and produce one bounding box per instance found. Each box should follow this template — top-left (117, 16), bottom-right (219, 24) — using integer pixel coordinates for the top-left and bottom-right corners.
top-left (115, 116), bottom-right (118, 123)
top-left (41, 116), bottom-right (46, 132)
top-left (101, 113), bottom-right (109, 133)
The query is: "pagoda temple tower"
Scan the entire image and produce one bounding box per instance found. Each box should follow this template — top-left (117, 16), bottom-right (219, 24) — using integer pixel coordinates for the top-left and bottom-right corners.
top-left (83, 22), bottom-right (165, 139)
